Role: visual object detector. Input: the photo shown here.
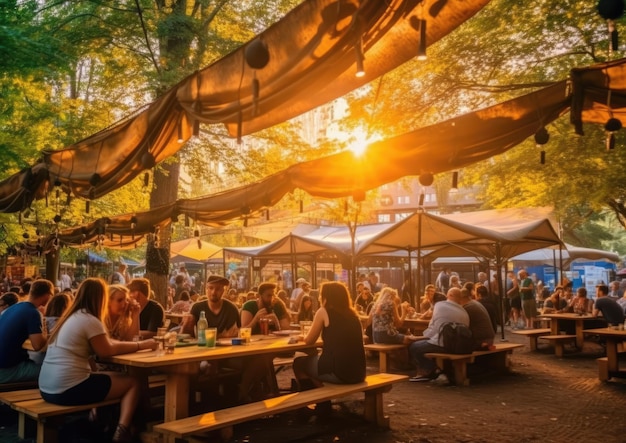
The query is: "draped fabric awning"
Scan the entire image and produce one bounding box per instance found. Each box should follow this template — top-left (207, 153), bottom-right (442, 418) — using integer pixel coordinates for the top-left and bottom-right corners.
top-left (0, 0), bottom-right (491, 211)
top-left (35, 72), bottom-right (610, 250)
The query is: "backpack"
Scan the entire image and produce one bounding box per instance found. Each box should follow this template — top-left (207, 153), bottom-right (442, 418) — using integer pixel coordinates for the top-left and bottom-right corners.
top-left (439, 322), bottom-right (474, 354)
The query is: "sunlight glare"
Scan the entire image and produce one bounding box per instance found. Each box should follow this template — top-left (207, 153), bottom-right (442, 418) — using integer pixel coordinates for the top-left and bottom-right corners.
top-left (347, 127), bottom-right (378, 157)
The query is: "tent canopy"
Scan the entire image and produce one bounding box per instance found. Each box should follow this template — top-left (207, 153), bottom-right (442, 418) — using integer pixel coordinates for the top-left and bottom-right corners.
top-left (360, 207), bottom-right (562, 263)
top-left (170, 238), bottom-right (223, 263)
top-left (511, 243), bottom-right (620, 267)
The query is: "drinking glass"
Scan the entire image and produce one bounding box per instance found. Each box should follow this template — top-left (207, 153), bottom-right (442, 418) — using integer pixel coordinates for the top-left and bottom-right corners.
top-left (205, 328), bottom-right (217, 348)
top-left (240, 327), bottom-right (252, 345)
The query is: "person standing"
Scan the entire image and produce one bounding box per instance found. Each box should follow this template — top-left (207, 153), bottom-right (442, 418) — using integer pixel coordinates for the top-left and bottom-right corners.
top-left (506, 271), bottom-right (521, 328)
top-left (518, 270), bottom-right (535, 329)
top-left (293, 282), bottom-right (365, 389)
top-left (0, 279), bottom-right (53, 383)
top-left (435, 268), bottom-right (451, 294)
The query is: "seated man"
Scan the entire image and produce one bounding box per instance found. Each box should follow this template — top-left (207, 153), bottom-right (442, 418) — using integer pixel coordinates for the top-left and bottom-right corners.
top-left (182, 275), bottom-right (268, 404)
top-left (241, 283), bottom-right (291, 334)
top-left (408, 287), bottom-right (469, 382)
top-left (128, 278), bottom-right (164, 338)
top-left (542, 286), bottom-right (568, 314)
top-left (458, 288), bottom-right (495, 350)
top-left (593, 284), bottom-right (625, 326)
top-left (476, 285), bottom-right (499, 333)
top-left (0, 279), bottom-right (53, 383)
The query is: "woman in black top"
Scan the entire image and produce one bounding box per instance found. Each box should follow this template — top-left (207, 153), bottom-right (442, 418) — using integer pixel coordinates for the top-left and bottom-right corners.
top-left (293, 282), bottom-right (366, 388)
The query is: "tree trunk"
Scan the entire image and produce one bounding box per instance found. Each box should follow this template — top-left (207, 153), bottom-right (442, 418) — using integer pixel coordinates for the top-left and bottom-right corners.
top-left (145, 157), bottom-right (180, 308)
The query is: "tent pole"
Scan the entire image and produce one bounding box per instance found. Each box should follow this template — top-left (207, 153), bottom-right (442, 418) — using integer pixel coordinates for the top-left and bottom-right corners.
top-left (416, 211), bottom-right (422, 309)
top-left (407, 249), bottom-right (413, 307)
top-left (496, 242), bottom-right (507, 341)
top-left (559, 244), bottom-right (564, 284)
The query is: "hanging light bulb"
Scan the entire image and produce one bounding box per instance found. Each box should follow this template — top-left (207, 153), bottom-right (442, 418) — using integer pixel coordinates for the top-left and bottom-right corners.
top-left (534, 127), bottom-right (550, 164)
top-left (417, 19), bottom-right (427, 61)
top-left (355, 39), bottom-right (365, 78)
top-left (605, 117), bottom-right (622, 150)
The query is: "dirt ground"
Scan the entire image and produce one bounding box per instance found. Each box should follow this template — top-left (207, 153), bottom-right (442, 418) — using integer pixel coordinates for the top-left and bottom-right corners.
top-left (2, 328), bottom-right (626, 442)
top-left (226, 328), bottom-right (626, 443)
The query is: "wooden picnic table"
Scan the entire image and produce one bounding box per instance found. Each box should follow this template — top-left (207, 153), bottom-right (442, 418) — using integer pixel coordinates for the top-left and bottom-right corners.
top-left (584, 327), bottom-right (626, 380)
top-left (539, 313), bottom-right (605, 348)
top-left (104, 334), bottom-right (320, 425)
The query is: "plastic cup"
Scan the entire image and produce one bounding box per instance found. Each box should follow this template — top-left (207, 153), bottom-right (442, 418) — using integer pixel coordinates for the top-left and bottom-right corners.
top-left (300, 321), bottom-right (312, 337)
top-left (240, 327), bottom-right (251, 345)
top-left (206, 328), bottom-right (217, 348)
top-left (259, 318), bottom-right (270, 335)
top-left (165, 331), bottom-right (177, 354)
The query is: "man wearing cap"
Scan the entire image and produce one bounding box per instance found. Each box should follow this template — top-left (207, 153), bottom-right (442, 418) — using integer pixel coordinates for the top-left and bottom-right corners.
top-left (182, 275), bottom-right (240, 338)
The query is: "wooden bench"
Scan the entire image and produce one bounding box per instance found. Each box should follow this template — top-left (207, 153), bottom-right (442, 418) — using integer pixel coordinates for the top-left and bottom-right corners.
top-left (511, 328), bottom-right (551, 350)
top-left (0, 389), bottom-right (121, 443)
top-left (0, 380), bottom-right (39, 392)
top-left (424, 343), bottom-right (523, 386)
top-left (0, 373), bottom-right (168, 443)
top-left (153, 372), bottom-right (408, 441)
top-left (364, 343), bottom-right (408, 372)
top-left (538, 334), bottom-right (576, 357)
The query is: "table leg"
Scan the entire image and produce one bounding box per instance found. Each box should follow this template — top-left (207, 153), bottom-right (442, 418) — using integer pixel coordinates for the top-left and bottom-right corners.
top-left (605, 338), bottom-right (619, 373)
top-left (575, 320), bottom-right (584, 348)
top-left (550, 319), bottom-right (559, 335)
top-left (162, 363), bottom-right (198, 422)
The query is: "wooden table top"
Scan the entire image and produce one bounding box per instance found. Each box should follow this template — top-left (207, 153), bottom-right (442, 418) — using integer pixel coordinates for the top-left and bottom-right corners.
top-left (105, 334), bottom-right (320, 368)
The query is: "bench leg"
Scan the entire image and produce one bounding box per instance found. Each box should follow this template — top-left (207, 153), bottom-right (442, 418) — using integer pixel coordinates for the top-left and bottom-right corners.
top-left (554, 342), bottom-right (565, 358)
top-left (451, 360), bottom-right (470, 387)
top-left (38, 419), bottom-right (60, 443)
top-left (363, 386), bottom-right (392, 428)
top-left (598, 358), bottom-right (609, 382)
top-left (529, 337), bottom-right (538, 351)
top-left (17, 413), bottom-right (27, 439)
top-left (378, 352), bottom-right (389, 373)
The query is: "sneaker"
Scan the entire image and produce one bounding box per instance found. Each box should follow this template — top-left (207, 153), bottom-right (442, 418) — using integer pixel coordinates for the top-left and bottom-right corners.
top-left (409, 370), bottom-right (440, 382)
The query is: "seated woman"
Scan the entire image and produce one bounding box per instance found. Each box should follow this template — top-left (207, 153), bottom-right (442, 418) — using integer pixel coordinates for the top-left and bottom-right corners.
top-left (571, 287), bottom-right (593, 314)
top-left (105, 285), bottom-right (141, 341)
top-left (38, 278), bottom-right (157, 443)
top-left (370, 287), bottom-right (419, 345)
top-left (29, 292), bottom-right (73, 365)
top-left (293, 282), bottom-right (365, 389)
top-left (297, 294), bottom-right (315, 322)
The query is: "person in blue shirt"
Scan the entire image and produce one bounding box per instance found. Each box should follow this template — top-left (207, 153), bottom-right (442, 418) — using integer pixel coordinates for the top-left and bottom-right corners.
top-left (0, 279), bottom-right (53, 383)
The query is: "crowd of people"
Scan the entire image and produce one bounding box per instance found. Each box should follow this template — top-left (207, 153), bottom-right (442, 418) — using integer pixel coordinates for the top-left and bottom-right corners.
top-left (1, 265), bottom-right (625, 441)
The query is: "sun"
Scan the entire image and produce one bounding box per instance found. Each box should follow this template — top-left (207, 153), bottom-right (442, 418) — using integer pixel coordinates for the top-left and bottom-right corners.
top-left (347, 127), bottom-right (380, 157)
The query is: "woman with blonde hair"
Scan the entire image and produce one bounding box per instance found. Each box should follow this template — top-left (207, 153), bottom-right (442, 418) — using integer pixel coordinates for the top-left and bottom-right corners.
top-left (38, 278), bottom-right (157, 443)
top-left (370, 287), bottom-right (418, 345)
top-left (293, 282), bottom-right (365, 389)
top-left (105, 285), bottom-right (140, 341)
